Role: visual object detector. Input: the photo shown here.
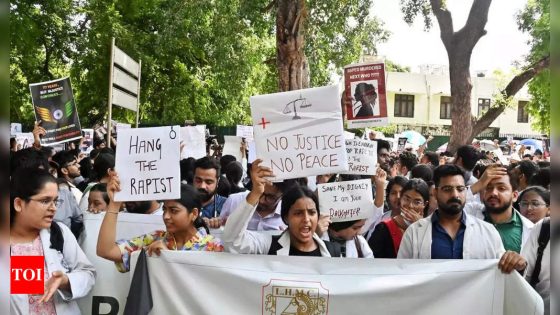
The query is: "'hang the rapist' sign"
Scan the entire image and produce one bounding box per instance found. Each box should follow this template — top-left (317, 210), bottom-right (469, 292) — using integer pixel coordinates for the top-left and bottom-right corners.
top-left (250, 85), bottom-right (348, 180)
top-left (114, 126), bottom-right (181, 201)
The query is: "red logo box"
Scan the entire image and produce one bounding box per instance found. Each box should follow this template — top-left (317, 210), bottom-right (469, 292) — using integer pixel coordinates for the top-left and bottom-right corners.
top-left (11, 256), bottom-right (45, 295)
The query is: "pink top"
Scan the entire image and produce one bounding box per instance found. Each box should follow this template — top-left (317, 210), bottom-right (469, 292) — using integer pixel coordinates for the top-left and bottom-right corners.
top-left (11, 236), bottom-right (57, 315)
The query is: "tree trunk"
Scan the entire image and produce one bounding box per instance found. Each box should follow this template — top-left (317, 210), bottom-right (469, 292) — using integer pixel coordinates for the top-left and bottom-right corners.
top-left (447, 50), bottom-right (474, 153)
top-left (276, 0), bottom-right (309, 92)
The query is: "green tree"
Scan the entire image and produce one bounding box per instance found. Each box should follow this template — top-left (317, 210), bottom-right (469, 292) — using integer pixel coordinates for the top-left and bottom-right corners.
top-left (401, 0), bottom-right (549, 152)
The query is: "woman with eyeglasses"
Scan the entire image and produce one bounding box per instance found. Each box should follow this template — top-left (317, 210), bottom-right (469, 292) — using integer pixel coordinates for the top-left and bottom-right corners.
top-left (368, 179), bottom-right (430, 258)
top-left (223, 160), bottom-right (342, 257)
top-left (518, 186), bottom-right (550, 224)
top-left (10, 168), bottom-right (96, 315)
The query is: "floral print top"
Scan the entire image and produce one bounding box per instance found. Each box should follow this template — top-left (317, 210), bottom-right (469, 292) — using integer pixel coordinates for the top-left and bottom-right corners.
top-left (115, 228), bottom-right (223, 272)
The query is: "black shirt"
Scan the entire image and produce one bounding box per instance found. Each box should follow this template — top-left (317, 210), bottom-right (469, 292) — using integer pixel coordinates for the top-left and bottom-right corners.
top-left (289, 246), bottom-right (322, 257)
top-left (368, 222), bottom-right (397, 258)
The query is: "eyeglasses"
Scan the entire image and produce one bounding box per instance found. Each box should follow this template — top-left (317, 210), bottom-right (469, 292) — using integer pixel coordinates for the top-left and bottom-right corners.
top-left (260, 193), bottom-right (283, 204)
top-left (519, 201), bottom-right (547, 209)
top-left (401, 195), bottom-right (425, 207)
top-left (28, 198), bottom-right (62, 208)
top-left (438, 185), bottom-right (467, 193)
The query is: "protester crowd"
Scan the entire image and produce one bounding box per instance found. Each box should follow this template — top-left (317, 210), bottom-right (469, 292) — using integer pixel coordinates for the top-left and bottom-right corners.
top-left (9, 120), bottom-right (551, 315)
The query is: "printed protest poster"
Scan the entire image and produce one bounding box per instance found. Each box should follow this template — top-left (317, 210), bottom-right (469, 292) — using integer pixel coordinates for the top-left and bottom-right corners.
top-left (114, 126), bottom-right (181, 202)
top-left (236, 125), bottom-right (254, 143)
top-left (397, 137), bottom-right (408, 152)
top-left (15, 133), bottom-right (34, 150)
top-left (10, 123), bottom-right (22, 135)
top-left (180, 125), bottom-right (206, 159)
top-left (344, 62), bottom-right (388, 128)
top-left (223, 136), bottom-right (243, 161)
top-left (29, 77), bottom-right (82, 145)
top-left (80, 129), bottom-right (94, 155)
top-left (317, 179), bottom-right (373, 222)
top-left (250, 85), bottom-right (348, 180)
top-left (342, 139), bottom-right (377, 175)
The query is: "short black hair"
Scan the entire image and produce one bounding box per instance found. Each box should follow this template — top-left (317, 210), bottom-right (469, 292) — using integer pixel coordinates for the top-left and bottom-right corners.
top-left (516, 160), bottom-right (539, 183)
top-left (518, 186), bottom-right (550, 206)
top-left (398, 151), bottom-right (418, 171)
top-left (528, 167), bottom-right (550, 189)
top-left (456, 145), bottom-right (481, 171)
top-left (90, 183), bottom-right (110, 204)
top-left (375, 139), bottom-right (391, 154)
top-left (194, 156), bottom-right (221, 178)
top-left (433, 164), bottom-right (466, 187)
top-left (10, 148), bottom-right (49, 175)
top-left (410, 164), bottom-right (434, 184)
top-left (52, 151), bottom-right (76, 174)
top-left (422, 151), bottom-right (439, 166)
top-left (386, 176), bottom-right (409, 199)
top-left (220, 155), bottom-right (237, 171)
top-left (93, 153), bottom-right (115, 181)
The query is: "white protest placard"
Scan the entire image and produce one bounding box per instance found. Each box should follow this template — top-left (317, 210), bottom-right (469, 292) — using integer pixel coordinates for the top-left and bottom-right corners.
top-left (317, 179), bottom-right (373, 222)
top-left (222, 136), bottom-right (243, 161)
top-left (250, 85), bottom-right (348, 180)
top-left (344, 131), bottom-right (355, 139)
top-left (10, 123), bottom-right (22, 135)
top-left (342, 139), bottom-right (377, 175)
top-left (114, 126), bottom-right (181, 202)
top-left (15, 133), bottom-right (34, 149)
top-left (180, 125), bottom-right (206, 159)
top-left (247, 141), bottom-right (256, 163)
top-left (236, 125), bottom-right (254, 143)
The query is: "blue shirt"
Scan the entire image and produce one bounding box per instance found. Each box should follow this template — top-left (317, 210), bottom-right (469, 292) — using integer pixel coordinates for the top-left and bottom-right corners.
top-left (431, 210), bottom-right (467, 259)
top-left (201, 194), bottom-right (227, 218)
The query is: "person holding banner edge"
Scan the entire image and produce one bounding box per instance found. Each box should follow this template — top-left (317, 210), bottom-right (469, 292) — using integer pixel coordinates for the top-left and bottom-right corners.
top-left (96, 172), bottom-right (224, 273)
top-left (223, 159), bottom-right (341, 257)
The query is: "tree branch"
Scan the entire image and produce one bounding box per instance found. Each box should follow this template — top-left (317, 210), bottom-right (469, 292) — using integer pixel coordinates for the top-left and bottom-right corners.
top-left (262, 0), bottom-right (277, 13)
top-left (430, 0), bottom-right (454, 44)
top-left (471, 55), bottom-right (550, 137)
top-left (458, 0), bottom-right (491, 49)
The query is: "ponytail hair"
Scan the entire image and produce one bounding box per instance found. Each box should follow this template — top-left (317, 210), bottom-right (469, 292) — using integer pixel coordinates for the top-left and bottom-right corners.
top-left (11, 168), bottom-right (64, 252)
top-left (176, 184), bottom-right (209, 233)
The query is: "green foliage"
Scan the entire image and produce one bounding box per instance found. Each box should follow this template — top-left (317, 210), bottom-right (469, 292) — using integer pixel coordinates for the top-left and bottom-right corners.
top-left (385, 59), bottom-right (410, 72)
top-left (400, 0), bottom-right (433, 30)
top-left (517, 0), bottom-right (550, 134)
top-left (11, 0), bottom-right (387, 128)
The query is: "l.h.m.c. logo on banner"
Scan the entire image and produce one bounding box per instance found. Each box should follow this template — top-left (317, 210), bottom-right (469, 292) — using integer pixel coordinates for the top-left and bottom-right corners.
top-left (262, 279), bottom-right (329, 315)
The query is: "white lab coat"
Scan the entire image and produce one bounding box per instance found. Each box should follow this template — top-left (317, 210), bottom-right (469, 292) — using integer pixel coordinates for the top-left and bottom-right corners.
top-left (397, 211), bottom-right (506, 259)
top-left (521, 219), bottom-right (550, 315)
top-left (10, 222), bottom-right (96, 315)
top-left (222, 198), bottom-right (332, 256)
top-left (464, 202), bottom-right (534, 250)
top-left (324, 234), bottom-right (374, 258)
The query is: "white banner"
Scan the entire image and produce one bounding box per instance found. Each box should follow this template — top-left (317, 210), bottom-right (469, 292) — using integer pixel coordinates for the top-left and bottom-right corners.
top-left (222, 135), bottom-right (243, 161)
top-left (250, 85), bottom-right (348, 180)
top-left (114, 126), bottom-right (181, 201)
top-left (317, 179), bottom-right (374, 222)
top-left (77, 212), bottom-right (165, 315)
top-left (180, 125), bottom-right (206, 159)
top-left (133, 252), bottom-right (543, 315)
top-left (342, 139), bottom-right (377, 175)
top-left (236, 125), bottom-right (254, 142)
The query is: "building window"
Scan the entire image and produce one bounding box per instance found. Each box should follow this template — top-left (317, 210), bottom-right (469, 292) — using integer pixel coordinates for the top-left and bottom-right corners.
top-left (440, 96), bottom-right (452, 119)
top-left (478, 98), bottom-right (491, 116)
top-left (518, 101), bottom-right (529, 123)
top-left (394, 94), bottom-right (414, 118)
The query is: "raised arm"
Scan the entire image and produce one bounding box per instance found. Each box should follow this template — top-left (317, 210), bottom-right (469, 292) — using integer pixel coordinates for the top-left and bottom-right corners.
top-left (96, 172), bottom-right (123, 262)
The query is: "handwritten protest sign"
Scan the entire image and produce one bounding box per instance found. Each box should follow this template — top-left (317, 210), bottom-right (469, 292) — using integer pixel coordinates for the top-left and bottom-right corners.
top-left (344, 62), bottom-right (388, 128)
top-left (10, 123), bottom-right (22, 135)
top-left (15, 133), bottom-right (34, 150)
top-left (317, 179), bottom-right (374, 222)
top-left (114, 126), bottom-right (181, 202)
top-left (29, 77), bottom-right (82, 145)
top-left (180, 125), bottom-right (206, 159)
top-left (236, 125), bottom-right (254, 143)
top-left (344, 131), bottom-right (355, 140)
top-left (342, 139), bottom-right (377, 175)
top-left (222, 136), bottom-right (243, 161)
top-left (248, 141), bottom-right (256, 163)
top-left (250, 85), bottom-right (348, 180)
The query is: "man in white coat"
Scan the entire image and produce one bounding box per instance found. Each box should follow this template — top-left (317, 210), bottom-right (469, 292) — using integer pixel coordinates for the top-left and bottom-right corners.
top-left (398, 164), bottom-right (527, 274)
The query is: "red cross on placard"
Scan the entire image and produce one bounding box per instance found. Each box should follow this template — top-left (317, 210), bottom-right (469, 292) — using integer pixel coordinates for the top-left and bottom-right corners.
top-left (258, 117), bottom-right (270, 129)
